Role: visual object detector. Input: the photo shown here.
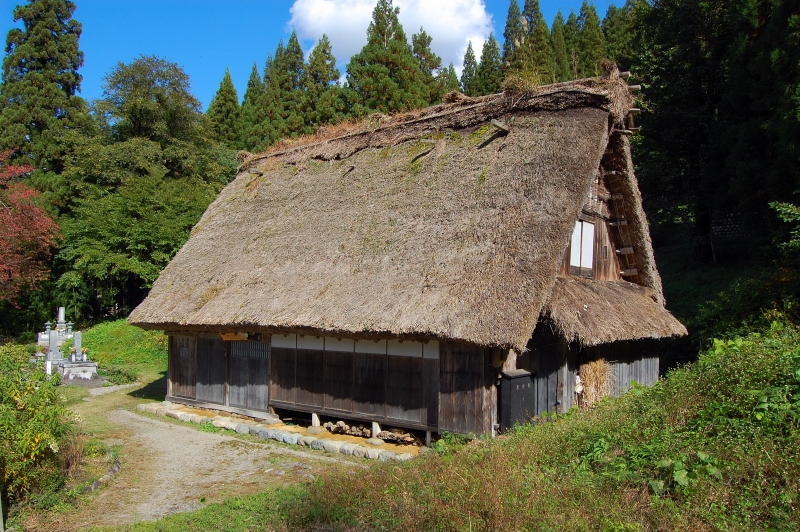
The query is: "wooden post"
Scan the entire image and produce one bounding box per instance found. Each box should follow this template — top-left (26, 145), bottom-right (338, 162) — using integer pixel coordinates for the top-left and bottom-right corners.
top-left (371, 421), bottom-right (381, 437)
top-left (311, 413), bottom-right (320, 427)
top-left (425, 431), bottom-right (432, 447)
top-left (502, 349), bottom-right (517, 372)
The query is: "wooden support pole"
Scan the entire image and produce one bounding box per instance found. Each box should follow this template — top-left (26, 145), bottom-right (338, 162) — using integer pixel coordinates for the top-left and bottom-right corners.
top-left (620, 71), bottom-right (631, 80)
top-left (425, 431), bottom-right (432, 447)
top-left (372, 421), bottom-right (381, 437)
top-left (628, 84), bottom-right (642, 92)
top-left (616, 247), bottom-right (635, 255)
top-left (621, 268), bottom-right (640, 276)
top-left (311, 413), bottom-right (320, 427)
top-left (628, 108), bottom-right (641, 115)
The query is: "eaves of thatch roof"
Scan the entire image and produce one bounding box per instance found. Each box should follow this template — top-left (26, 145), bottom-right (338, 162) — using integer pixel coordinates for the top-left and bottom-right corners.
top-left (129, 70), bottom-right (686, 352)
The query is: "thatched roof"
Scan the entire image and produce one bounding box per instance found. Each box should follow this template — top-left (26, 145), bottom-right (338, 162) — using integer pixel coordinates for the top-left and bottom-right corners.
top-left (544, 277), bottom-right (686, 347)
top-left (129, 71), bottom-right (686, 352)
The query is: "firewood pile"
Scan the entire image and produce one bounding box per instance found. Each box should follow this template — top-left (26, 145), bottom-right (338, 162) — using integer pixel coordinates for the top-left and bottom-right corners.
top-left (377, 429), bottom-right (418, 445)
top-left (323, 420), bottom-right (371, 438)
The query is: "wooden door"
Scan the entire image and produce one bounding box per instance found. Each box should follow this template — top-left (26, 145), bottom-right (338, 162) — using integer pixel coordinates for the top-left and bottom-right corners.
top-left (196, 337), bottom-right (225, 404)
top-left (229, 340), bottom-right (270, 411)
top-left (169, 335), bottom-right (196, 399)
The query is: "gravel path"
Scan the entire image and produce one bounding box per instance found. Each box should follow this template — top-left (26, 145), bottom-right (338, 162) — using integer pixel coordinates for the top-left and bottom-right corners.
top-left (54, 408), bottom-right (357, 529)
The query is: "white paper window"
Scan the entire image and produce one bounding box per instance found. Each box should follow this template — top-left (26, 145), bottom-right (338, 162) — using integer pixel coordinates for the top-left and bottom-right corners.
top-left (569, 220), bottom-right (595, 277)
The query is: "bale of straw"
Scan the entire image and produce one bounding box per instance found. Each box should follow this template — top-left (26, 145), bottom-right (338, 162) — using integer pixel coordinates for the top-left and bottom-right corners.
top-left (579, 359), bottom-right (615, 409)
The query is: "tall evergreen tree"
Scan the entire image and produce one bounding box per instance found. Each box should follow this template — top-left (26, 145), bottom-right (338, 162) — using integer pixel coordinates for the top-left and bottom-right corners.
top-left (302, 34), bottom-right (346, 130)
top-left (346, 0), bottom-right (427, 112)
top-left (238, 62), bottom-right (264, 150)
top-left (577, 0), bottom-right (607, 77)
top-left (474, 34), bottom-right (503, 95)
top-left (552, 10), bottom-right (570, 82)
top-left (0, 0), bottom-right (91, 172)
top-left (602, 0), bottom-right (636, 71)
top-left (437, 63), bottom-right (461, 94)
top-left (522, 0), bottom-right (555, 83)
top-left (412, 27), bottom-right (443, 103)
top-left (460, 41), bottom-right (478, 96)
top-left (502, 0), bottom-right (524, 74)
top-left (206, 68), bottom-right (240, 149)
top-left (564, 10), bottom-right (580, 79)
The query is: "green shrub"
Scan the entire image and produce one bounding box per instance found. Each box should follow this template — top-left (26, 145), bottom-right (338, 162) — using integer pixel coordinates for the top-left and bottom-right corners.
top-left (0, 344), bottom-right (74, 501)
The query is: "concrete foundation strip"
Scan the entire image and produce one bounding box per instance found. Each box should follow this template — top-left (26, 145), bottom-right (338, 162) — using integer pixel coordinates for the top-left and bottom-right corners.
top-left (136, 402), bottom-right (415, 462)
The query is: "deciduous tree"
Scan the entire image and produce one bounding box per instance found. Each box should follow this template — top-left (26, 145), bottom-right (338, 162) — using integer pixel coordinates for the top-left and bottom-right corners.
top-left (0, 151), bottom-right (58, 303)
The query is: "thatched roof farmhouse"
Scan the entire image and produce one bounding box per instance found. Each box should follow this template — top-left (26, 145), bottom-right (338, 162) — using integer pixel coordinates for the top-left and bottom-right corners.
top-left (130, 68), bottom-right (686, 437)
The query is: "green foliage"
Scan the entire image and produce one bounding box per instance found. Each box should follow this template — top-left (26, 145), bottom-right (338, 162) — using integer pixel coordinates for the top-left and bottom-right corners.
top-left (563, 9), bottom-right (580, 79)
top-left (0, 0), bottom-right (92, 172)
top-left (302, 34), bottom-right (348, 132)
top-left (501, 0), bottom-right (524, 74)
top-left (436, 62), bottom-right (460, 94)
top-left (551, 10), bottom-right (571, 82)
top-left (79, 319), bottom-right (166, 370)
top-left (603, 0), bottom-right (636, 71)
top-left (206, 68), bottom-right (241, 149)
top-left (473, 34), bottom-right (503, 96)
top-left (97, 365), bottom-right (137, 385)
top-left (237, 62), bottom-right (264, 151)
top-left (411, 27), bottom-right (443, 103)
top-left (459, 41), bottom-right (478, 96)
top-left (577, 0), bottom-right (607, 77)
top-left (522, 0), bottom-right (555, 83)
top-left (0, 344), bottom-right (74, 501)
top-left (346, 0), bottom-right (428, 113)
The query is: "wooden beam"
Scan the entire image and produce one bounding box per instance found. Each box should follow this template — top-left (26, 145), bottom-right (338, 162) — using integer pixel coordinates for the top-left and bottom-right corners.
top-left (611, 193), bottom-right (624, 200)
top-left (628, 108), bottom-right (641, 115)
top-left (616, 247), bottom-right (635, 255)
top-left (628, 84), bottom-right (642, 92)
top-left (621, 268), bottom-right (640, 276)
top-left (612, 128), bottom-right (633, 136)
top-left (620, 71), bottom-right (631, 80)
top-left (610, 220), bottom-right (628, 226)
top-left (490, 119), bottom-right (509, 134)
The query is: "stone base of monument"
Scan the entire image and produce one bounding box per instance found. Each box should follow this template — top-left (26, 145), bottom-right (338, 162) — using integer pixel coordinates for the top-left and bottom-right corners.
top-left (58, 361), bottom-right (99, 380)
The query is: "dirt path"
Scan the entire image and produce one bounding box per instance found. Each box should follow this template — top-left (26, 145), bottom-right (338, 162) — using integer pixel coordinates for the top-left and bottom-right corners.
top-left (37, 405), bottom-right (358, 531)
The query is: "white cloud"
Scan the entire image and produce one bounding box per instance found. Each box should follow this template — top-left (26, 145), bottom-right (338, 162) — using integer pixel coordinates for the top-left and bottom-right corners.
top-left (288, 0), bottom-right (493, 76)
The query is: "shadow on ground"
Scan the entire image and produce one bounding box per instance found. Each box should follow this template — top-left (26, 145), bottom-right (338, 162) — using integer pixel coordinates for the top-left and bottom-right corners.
top-left (128, 372), bottom-right (167, 401)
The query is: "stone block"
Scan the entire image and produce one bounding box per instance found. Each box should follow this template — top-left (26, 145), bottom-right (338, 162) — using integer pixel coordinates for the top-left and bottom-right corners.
top-left (283, 433), bottom-right (299, 445)
top-left (271, 430), bottom-right (286, 442)
top-left (322, 440), bottom-right (344, 453)
top-left (177, 412), bottom-right (193, 422)
top-left (378, 451), bottom-right (397, 462)
top-left (249, 425), bottom-right (263, 436)
top-left (166, 410), bottom-right (182, 420)
top-left (365, 437), bottom-right (385, 446)
top-left (366, 448), bottom-right (381, 460)
top-left (136, 404), bottom-right (146, 412)
top-left (189, 414), bottom-right (204, 424)
top-left (339, 443), bottom-right (355, 456)
top-left (143, 404), bottom-right (159, 414)
top-left (235, 423), bottom-right (252, 435)
top-left (352, 446), bottom-right (367, 458)
top-left (298, 436), bottom-right (315, 446)
top-left (161, 400), bottom-right (174, 407)
top-left (212, 419), bottom-right (228, 428)
top-left (396, 453), bottom-right (413, 461)
top-left (310, 439), bottom-right (325, 451)
top-left (306, 426), bottom-right (326, 435)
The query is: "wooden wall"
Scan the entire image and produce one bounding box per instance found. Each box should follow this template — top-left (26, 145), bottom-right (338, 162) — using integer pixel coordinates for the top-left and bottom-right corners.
top-left (518, 328), bottom-right (660, 416)
top-left (269, 335), bottom-right (442, 431)
top-left (438, 342), bottom-right (495, 435)
top-left (167, 333), bottom-right (497, 435)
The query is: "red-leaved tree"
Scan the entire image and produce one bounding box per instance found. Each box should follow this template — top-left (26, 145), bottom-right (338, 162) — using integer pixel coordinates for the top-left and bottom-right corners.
top-left (0, 150), bottom-right (58, 302)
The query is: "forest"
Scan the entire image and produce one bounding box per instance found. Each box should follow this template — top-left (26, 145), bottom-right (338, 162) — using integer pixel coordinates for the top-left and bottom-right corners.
top-left (1, 0), bottom-right (800, 347)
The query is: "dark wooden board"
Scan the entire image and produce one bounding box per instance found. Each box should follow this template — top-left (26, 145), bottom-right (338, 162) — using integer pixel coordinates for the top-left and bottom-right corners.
top-left (248, 356), bottom-right (270, 411)
top-left (386, 355), bottom-right (423, 423)
top-left (295, 349), bottom-right (325, 408)
top-left (324, 351), bottom-right (354, 413)
top-left (169, 336), bottom-right (196, 399)
top-left (196, 337), bottom-right (225, 405)
top-left (228, 354), bottom-right (249, 408)
top-left (439, 342), bottom-right (491, 434)
top-left (353, 353), bottom-right (385, 417)
top-left (270, 347), bottom-right (296, 404)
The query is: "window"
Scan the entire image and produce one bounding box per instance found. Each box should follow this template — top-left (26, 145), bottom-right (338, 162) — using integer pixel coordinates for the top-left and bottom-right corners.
top-left (569, 220), bottom-right (595, 277)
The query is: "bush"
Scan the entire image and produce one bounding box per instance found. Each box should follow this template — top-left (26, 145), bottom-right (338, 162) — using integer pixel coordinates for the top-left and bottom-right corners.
top-left (0, 344), bottom-right (74, 501)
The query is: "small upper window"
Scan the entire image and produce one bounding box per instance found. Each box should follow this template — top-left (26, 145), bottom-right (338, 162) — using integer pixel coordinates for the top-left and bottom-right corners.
top-left (569, 220), bottom-right (595, 277)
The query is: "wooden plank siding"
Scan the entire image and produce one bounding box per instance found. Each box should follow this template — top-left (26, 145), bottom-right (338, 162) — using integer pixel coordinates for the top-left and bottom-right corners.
top-left (521, 327), bottom-right (660, 416)
top-left (167, 333), bottom-right (499, 435)
top-left (438, 342), bottom-right (494, 435)
top-left (196, 337), bottom-right (225, 404)
top-left (169, 335), bottom-right (196, 399)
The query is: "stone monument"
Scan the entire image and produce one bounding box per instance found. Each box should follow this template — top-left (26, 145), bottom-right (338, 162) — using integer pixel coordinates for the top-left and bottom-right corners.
top-left (37, 307), bottom-right (98, 380)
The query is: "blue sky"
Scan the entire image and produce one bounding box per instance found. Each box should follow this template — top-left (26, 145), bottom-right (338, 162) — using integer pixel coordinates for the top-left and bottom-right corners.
top-left (0, 0), bottom-right (618, 110)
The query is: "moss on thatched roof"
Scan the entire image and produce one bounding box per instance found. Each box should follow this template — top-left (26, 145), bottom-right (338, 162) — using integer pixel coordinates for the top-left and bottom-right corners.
top-left (129, 72), bottom-right (685, 351)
